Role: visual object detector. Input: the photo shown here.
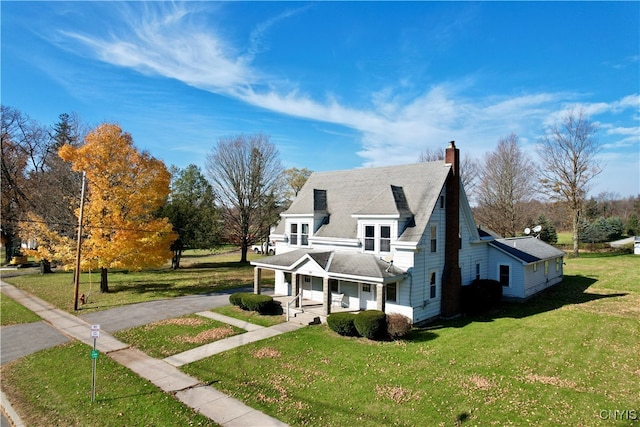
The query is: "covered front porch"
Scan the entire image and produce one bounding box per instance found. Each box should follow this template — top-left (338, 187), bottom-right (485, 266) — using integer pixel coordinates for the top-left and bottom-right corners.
top-left (250, 249), bottom-right (407, 320)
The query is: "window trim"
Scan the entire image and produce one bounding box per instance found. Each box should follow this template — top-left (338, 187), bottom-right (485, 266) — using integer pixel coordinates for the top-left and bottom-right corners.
top-left (362, 223), bottom-right (393, 253)
top-left (289, 221), bottom-right (310, 247)
top-left (386, 283), bottom-right (397, 303)
top-left (430, 226), bottom-right (437, 253)
top-left (499, 263), bottom-right (511, 287)
top-left (429, 271), bottom-right (437, 299)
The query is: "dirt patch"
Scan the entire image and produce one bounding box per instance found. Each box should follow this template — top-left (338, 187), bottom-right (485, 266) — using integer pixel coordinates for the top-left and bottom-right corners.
top-left (467, 374), bottom-right (494, 390)
top-left (144, 317), bottom-right (206, 330)
top-left (375, 385), bottom-right (422, 404)
top-left (523, 373), bottom-right (578, 389)
top-left (174, 326), bottom-right (235, 344)
top-left (253, 347), bottom-right (281, 359)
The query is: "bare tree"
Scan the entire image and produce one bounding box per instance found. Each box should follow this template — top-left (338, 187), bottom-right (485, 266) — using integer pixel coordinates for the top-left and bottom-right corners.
top-left (475, 133), bottom-right (537, 237)
top-left (281, 167), bottom-right (312, 207)
top-left (418, 146), bottom-right (479, 199)
top-left (538, 109), bottom-right (601, 257)
top-left (205, 134), bottom-right (283, 262)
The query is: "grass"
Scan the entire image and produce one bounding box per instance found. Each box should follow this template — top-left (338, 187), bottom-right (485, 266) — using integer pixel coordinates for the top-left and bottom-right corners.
top-left (0, 342), bottom-right (218, 427)
top-left (180, 254), bottom-right (640, 426)
top-left (2, 250), bottom-right (274, 314)
top-left (211, 304), bottom-right (286, 327)
top-left (2, 253), bottom-right (638, 426)
top-left (113, 314), bottom-right (245, 359)
top-left (0, 295), bottom-right (42, 326)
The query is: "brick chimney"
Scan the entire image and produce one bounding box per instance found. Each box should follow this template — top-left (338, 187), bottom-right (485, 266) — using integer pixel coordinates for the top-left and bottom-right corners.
top-left (441, 141), bottom-right (462, 318)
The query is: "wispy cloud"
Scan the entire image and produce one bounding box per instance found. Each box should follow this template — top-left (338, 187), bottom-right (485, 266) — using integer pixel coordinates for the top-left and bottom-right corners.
top-left (55, 3), bottom-right (639, 169)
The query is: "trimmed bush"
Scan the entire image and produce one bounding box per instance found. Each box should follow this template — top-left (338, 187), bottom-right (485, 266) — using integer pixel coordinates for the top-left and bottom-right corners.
top-left (461, 279), bottom-right (502, 315)
top-left (354, 310), bottom-right (387, 340)
top-left (229, 292), bottom-right (251, 308)
top-left (386, 313), bottom-right (412, 339)
top-left (241, 294), bottom-right (274, 314)
top-left (327, 312), bottom-right (360, 337)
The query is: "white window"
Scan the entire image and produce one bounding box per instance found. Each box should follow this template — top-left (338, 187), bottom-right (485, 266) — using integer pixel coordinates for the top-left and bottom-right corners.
top-left (289, 222), bottom-right (310, 247)
top-left (363, 224), bottom-right (392, 253)
top-left (364, 225), bottom-right (375, 251)
top-left (380, 226), bottom-right (391, 252)
top-left (555, 257), bottom-right (561, 272)
top-left (430, 271), bottom-right (437, 298)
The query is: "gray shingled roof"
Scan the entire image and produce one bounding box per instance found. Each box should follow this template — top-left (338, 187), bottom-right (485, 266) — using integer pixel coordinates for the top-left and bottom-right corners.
top-left (489, 237), bottom-right (565, 263)
top-left (275, 162), bottom-right (451, 243)
top-left (251, 249), bottom-right (406, 282)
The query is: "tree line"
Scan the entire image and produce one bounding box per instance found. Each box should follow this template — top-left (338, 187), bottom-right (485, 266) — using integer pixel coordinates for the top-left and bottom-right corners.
top-left (2, 105), bottom-right (638, 292)
top-left (420, 110), bottom-right (638, 255)
top-left (0, 106), bottom-right (310, 293)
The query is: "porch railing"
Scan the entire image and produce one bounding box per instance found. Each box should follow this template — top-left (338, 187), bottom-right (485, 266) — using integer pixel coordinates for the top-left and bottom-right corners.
top-left (286, 291), bottom-right (303, 322)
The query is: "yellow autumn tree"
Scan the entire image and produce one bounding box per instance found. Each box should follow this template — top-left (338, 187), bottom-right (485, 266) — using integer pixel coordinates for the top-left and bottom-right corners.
top-left (18, 212), bottom-right (76, 269)
top-left (59, 123), bottom-right (176, 292)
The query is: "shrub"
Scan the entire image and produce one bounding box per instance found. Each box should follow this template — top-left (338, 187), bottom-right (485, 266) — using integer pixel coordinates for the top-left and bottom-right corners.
top-left (327, 312), bottom-right (360, 337)
top-left (241, 294), bottom-right (274, 314)
top-left (229, 292), bottom-right (251, 308)
top-left (462, 279), bottom-right (502, 315)
top-left (354, 310), bottom-right (387, 340)
top-left (386, 313), bottom-right (412, 339)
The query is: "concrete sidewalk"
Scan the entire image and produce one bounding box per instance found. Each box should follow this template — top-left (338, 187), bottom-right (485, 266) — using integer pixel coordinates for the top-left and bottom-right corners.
top-left (0, 282), bottom-right (295, 427)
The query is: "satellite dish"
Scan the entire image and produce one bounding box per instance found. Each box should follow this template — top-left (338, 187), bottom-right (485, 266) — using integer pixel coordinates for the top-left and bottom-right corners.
top-left (533, 225), bottom-right (543, 233)
top-left (524, 228), bottom-right (531, 235)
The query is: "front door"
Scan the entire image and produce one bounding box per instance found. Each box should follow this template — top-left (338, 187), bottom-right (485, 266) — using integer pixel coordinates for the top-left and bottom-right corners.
top-left (360, 283), bottom-right (374, 310)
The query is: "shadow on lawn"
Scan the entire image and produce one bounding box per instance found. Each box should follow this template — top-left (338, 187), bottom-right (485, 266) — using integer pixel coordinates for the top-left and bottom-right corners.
top-left (440, 274), bottom-right (627, 329)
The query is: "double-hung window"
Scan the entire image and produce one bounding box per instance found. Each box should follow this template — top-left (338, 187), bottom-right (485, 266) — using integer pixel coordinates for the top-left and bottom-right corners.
top-left (289, 222), bottom-right (310, 247)
top-left (290, 224), bottom-right (298, 245)
top-left (364, 225), bottom-right (375, 251)
top-left (363, 224), bottom-right (392, 253)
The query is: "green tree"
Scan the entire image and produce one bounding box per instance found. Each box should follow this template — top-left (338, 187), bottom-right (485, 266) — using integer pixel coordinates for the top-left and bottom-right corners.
top-left (162, 164), bottom-right (220, 268)
top-left (535, 214), bottom-right (558, 244)
top-left (626, 213), bottom-right (639, 236)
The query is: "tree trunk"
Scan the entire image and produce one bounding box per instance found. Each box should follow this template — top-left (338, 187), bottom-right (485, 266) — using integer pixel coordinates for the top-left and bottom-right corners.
top-left (39, 259), bottom-right (52, 274)
top-left (572, 210), bottom-right (580, 258)
top-left (100, 267), bottom-right (109, 293)
top-left (171, 249), bottom-right (182, 270)
top-left (240, 242), bottom-right (248, 263)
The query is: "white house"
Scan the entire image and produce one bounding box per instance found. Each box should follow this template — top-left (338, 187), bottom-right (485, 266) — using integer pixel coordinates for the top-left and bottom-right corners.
top-left (251, 142), bottom-right (564, 324)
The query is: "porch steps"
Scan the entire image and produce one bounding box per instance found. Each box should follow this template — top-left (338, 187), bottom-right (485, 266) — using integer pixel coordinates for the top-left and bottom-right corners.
top-left (288, 310), bottom-right (324, 326)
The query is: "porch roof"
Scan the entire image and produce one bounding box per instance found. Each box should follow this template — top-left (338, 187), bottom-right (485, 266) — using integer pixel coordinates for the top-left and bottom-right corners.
top-left (251, 249), bottom-right (407, 283)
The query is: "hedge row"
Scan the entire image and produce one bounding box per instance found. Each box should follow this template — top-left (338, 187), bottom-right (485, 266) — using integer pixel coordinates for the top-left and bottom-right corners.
top-left (327, 310), bottom-right (412, 340)
top-left (229, 292), bottom-right (277, 314)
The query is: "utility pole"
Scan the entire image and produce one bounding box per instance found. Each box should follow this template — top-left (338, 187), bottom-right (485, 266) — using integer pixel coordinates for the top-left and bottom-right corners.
top-left (73, 171), bottom-right (86, 311)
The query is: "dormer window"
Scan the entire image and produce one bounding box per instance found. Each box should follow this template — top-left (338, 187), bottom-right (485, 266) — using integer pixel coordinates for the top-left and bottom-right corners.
top-left (289, 222), bottom-right (310, 247)
top-left (363, 224), bottom-right (392, 253)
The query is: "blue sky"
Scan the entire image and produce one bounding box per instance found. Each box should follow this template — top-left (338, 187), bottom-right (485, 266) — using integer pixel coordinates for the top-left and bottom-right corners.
top-left (2, 1), bottom-right (639, 198)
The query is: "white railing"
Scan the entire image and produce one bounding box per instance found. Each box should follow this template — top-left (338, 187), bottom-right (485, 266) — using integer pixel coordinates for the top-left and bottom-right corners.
top-left (286, 292), bottom-right (303, 321)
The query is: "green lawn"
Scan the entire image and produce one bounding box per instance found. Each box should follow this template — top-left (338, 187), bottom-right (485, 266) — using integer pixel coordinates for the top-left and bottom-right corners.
top-left (211, 304), bottom-right (286, 327)
top-left (0, 342), bottom-right (218, 427)
top-left (2, 253), bottom-right (638, 426)
top-left (2, 250), bottom-right (274, 314)
top-left (0, 295), bottom-right (41, 326)
top-left (113, 314), bottom-right (245, 359)
top-left (181, 254), bottom-right (640, 426)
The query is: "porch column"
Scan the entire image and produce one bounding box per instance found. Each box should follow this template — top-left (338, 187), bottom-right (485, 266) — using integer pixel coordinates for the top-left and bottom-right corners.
top-left (291, 272), bottom-right (299, 307)
top-left (253, 267), bottom-right (262, 294)
top-left (376, 283), bottom-right (385, 312)
top-left (323, 276), bottom-right (331, 316)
